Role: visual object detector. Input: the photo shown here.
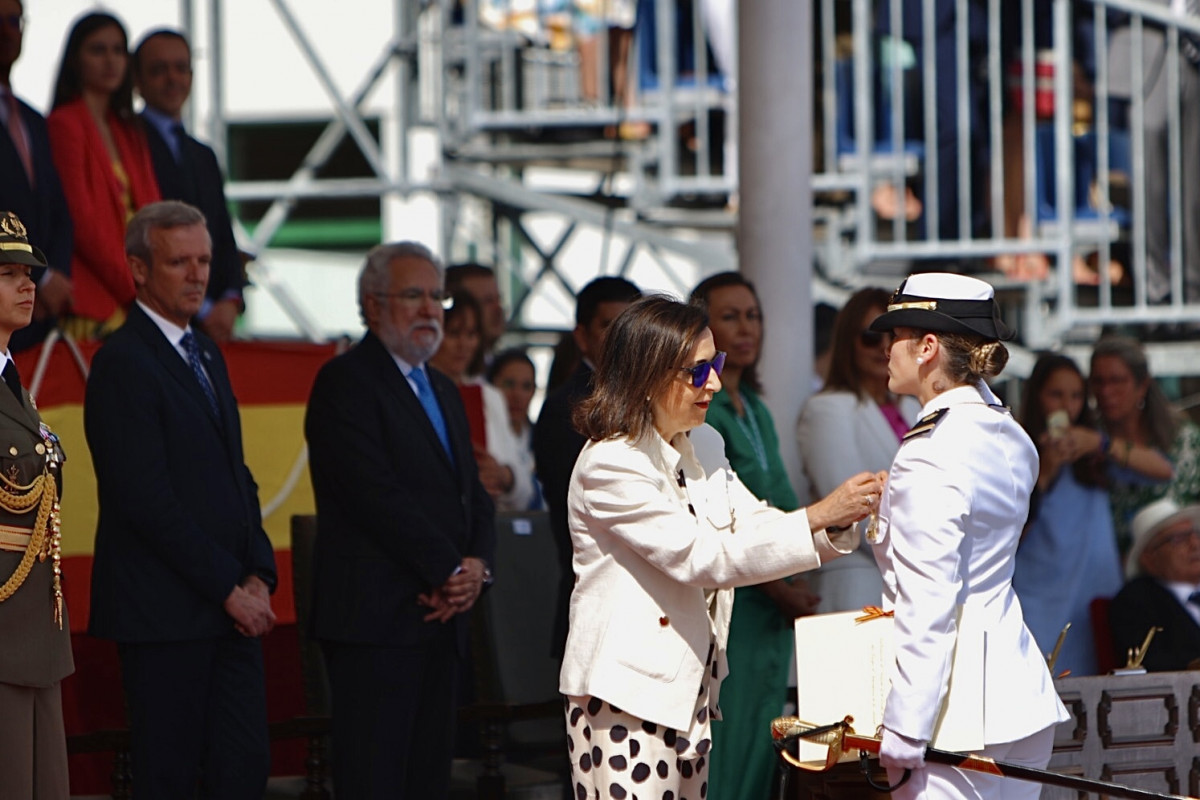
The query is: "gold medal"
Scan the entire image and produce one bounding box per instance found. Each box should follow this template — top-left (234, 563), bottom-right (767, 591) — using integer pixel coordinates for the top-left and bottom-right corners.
top-left (866, 511), bottom-right (880, 543)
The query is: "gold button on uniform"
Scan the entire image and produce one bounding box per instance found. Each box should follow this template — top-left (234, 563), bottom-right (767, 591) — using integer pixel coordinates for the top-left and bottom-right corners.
top-left (34, 443), bottom-right (44, 455)
top-left (7, 446), bottom-right (15, 456)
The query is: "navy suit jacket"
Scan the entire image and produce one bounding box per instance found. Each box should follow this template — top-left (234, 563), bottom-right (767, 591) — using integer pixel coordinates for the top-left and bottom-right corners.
top-left (1110, 576), bottom-right (1200, 672)
top-left (85, 304), bottom-right (276, 642)
top-left (305, 331), bottom-right (495, 648)
top-left (1, 95), bottom-right (74, 350)
top-left (141, 117), bottom-right (245, 306)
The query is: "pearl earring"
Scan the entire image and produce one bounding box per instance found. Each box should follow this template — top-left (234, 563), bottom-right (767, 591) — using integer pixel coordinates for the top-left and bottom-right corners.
top-left (915, 357), bottom-right (923, 365)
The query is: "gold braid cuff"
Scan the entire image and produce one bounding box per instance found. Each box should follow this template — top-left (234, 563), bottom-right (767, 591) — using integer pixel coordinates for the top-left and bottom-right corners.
top-left (0, 468), bottom-right (63, 628)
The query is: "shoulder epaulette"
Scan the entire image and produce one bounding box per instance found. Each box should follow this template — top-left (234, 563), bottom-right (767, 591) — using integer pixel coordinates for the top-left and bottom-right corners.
top-left (902, 407), bottom-right (949, 441)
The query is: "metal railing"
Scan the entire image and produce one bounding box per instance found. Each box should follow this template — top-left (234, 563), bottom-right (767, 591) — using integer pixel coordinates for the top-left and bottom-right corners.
top-left (442, 0), bottom-right (1200, 351)
top-left (817, 0), bottom-right (1200, 347)
top-left (193, 0), bottom-right (1200, 354)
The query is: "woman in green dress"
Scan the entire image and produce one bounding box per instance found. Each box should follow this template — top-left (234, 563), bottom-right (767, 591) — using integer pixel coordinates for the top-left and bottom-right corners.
top-left (690, 272), bottom-right (817, 800)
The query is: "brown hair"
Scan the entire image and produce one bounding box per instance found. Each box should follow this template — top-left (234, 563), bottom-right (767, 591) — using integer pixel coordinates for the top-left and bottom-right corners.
top-left (444, 289), bottom-right (485, 377)
top-left (52, 13), bottom-right (135, 118)
top-left (574, 296), bottom-right (709, 442)
top-left (689, 271), bottom-right (763, 394)
top-left (823, 287), bottom-right (891, 400)
top-left (903, 329), bottom-right (1008, 396)
top-left (1020, 353), bottom-right (1105, 495)
top-left (1089, 336), bottom-right (1179, 452)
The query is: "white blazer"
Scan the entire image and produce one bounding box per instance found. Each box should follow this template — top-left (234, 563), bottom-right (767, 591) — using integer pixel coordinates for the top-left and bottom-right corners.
top-left (796, 391), bottom-right (921, 612)
top-left (559, 423), bottom-right (855, 733)
top-left (469, 378), bottom-right (537, 512)
top-left (870, 383), bottom-right (1069, 745)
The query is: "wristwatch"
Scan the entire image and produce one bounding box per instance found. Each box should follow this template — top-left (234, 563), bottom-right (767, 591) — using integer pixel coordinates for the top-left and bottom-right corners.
top-left (481, 561), bottom-right (494, 587)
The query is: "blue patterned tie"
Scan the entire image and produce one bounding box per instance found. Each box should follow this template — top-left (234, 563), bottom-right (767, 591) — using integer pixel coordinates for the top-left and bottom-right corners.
top-left (181, 332), bottom-right (219, 415)
top-left (410, 366), bottom-right (453, 462)
top-left (1189, 590), bottom-right (1200, 608)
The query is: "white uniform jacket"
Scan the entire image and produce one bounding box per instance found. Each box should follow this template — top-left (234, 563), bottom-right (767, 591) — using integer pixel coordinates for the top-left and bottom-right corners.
top-left (797, 391), bottom-right (922, 611)
top-left (559, 423), bottom-right (856, 733)
top-left (871, 383), bottom-right (1069, 745)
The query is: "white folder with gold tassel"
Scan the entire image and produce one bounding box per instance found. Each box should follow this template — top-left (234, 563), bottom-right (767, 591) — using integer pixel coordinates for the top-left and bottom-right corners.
top-left (793, 605), bottom-right (985, 766)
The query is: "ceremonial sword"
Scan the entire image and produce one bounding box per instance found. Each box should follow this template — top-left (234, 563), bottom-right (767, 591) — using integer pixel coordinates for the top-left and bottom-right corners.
top-left (771, 715), bottom-right (1200, 800)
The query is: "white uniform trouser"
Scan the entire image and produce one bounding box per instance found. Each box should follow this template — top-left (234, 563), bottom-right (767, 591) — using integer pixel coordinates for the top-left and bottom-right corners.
top-left (885, 724), bottom-right (1057, 800)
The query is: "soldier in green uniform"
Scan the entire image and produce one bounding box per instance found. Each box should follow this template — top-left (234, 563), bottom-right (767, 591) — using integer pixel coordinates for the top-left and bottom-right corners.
top-left (0, 210), bottom-right (70, 800)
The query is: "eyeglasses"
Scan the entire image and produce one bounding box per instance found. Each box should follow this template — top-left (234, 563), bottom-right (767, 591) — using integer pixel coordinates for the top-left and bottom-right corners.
top-left (0, 14), bottom-right (23, 32)
top-left (680, 352), bottom-right (726, 388)
top-left (375, 289), bottom-right (454, 309)
top-left (1150, 527), bottom-right (1200, 550)
top-left (859, 329), bottom-right (892, 347)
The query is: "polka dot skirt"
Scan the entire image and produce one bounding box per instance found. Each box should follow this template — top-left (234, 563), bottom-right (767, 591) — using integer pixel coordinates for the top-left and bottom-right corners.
top-left (564, 643), bottom-right (717, 800)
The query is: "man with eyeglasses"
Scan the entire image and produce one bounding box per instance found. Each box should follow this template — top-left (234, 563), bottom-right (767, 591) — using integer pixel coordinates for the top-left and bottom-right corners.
top-left (0, 0), bottom-right (74, 352)
top-left (305, 241), bottom-right (496, 799)
top-left (1110, 497), bottom-right (1200, 672)
top-left (133, 29), bottom-right (246, 342)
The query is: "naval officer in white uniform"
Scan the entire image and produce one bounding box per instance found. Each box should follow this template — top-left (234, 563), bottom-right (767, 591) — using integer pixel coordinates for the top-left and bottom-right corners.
top-left (868, 273), bottom-right (1069, 800)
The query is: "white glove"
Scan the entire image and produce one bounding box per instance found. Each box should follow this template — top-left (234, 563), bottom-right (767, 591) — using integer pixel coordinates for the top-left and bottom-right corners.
top-left (879, 727), bottom-right (927, 770)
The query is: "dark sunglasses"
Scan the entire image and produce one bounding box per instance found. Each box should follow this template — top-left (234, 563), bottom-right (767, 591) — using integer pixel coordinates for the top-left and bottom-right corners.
top-left (680, 352), bottom-right (726, 388)
top-left (859, 329), bottom-right (891, 347)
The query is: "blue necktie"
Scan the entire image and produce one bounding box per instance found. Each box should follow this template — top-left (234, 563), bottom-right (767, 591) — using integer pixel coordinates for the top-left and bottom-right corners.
top-left (1189, 590), bottom-right (1200, 608)
top-left (181, 332), bottom-right (219, 416)
top-left (410, 367), bottom-right (453, 462)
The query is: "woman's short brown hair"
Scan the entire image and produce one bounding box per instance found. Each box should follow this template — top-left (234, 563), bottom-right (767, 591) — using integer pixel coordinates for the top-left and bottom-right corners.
top-left (574, 295), bottom-right (709, 442)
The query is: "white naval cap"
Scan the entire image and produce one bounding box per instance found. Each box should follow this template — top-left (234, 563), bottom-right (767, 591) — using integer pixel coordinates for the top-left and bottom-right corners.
top-left (869, 272), bottom-right (1014, 341)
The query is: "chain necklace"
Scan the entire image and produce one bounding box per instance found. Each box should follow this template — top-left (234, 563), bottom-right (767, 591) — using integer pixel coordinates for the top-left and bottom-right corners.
top-left (732, 393), bottom-right (769, 472)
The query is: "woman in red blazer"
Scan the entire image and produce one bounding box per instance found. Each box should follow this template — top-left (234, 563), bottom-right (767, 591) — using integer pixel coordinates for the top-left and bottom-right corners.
top-left (48, 12), bottom-right (160, 334)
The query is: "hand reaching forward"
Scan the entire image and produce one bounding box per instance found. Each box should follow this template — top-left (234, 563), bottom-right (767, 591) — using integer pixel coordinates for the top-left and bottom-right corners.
top-left (805, 471), bottom-right (886, 532)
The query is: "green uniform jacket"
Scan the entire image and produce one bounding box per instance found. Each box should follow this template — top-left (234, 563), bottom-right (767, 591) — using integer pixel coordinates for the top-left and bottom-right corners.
top-left (0, 378), bottom-right (72, 688)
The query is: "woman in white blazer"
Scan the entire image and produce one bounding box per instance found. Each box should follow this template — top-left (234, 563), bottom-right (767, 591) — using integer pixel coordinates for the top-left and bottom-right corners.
top-left (559, 296), bottom-right (883, 800)
top-left (797, 288), bottom-right (922, 612)
top-left (868, 274), bottom-right (1069, 800)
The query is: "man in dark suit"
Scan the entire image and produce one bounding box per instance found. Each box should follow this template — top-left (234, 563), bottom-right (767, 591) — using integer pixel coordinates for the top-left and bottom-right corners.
top-left (1110, 497), bottom-right (1200, 672)
top-left (0, 0), bottom-right (73, 351)
top-left (532, 276), bottom-right (639, 655)
top-left (133, 29), bottom-right (245, 342)
top-left (85, 200), bottom-right (276, 799)
top-left (306, 241), bottom-right (496, 799)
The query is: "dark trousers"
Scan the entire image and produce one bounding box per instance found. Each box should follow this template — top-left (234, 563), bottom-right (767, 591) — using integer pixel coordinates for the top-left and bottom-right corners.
top-left (324, 627), bottom-right (459, 800)
top-left (119, 635), bottom-right (269, 800)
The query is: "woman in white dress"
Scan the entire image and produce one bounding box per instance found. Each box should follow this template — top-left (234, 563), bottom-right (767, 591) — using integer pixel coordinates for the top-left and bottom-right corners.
top-left (797, 287), bottom-right (921, 612)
